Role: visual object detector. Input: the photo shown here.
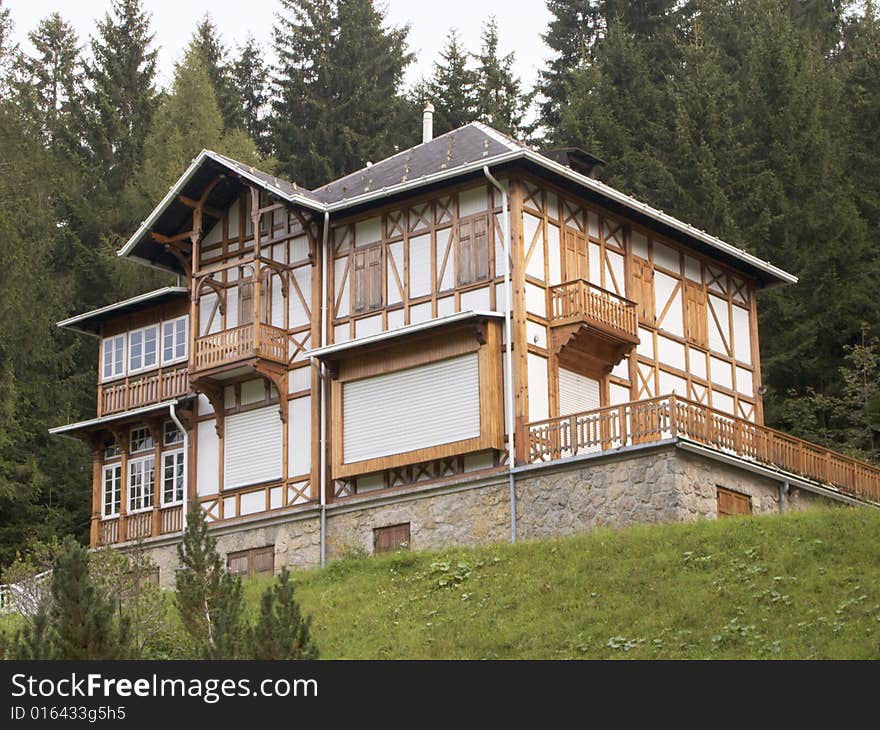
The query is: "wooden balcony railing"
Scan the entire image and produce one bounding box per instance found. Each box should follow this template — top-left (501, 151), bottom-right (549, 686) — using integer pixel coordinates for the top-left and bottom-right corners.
top-left (527, 395), bottom-right (880, 504)
top-left (549, 279), bottom-right (638, 339)
top-left (99, 366), bottom-right (189, 416)
top-left (193, 322), bottom-right (288, 371)
top-left (94, 504), bottom-right (184, 547)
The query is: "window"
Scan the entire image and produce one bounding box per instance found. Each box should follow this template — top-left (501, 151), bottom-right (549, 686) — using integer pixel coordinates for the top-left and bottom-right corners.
top-left (104, 438), bottom-right (121, 460)
top-left (227, 546), bottom-right (274, 577)
top-left (373, 523), bottom-right (411, 554)
top-left (717, 486), bottom-right (751, 517)
top-left (162, 451), bottom-right (184, 505)
top-left (456, 213), bottom-right (489, 286)
top-left (130, 427), bottom-right (154, 454)
top-left (129, 325), bottom-right (158, 372)
top-left (102, 334), bottom-right (126, 380)
top-left (162, 316), bottom-right (188, 364)
top-left (351, 246), bottom-right (382, 313)
top-left (128, 456), bottom-right (155, 512)
top-left (102, 464), bottom-right (121, 517)
top-left (163, 421), bottom-right (183, 446)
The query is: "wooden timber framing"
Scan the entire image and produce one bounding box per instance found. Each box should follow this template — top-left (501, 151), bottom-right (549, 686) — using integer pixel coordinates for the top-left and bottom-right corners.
top-left (514, 169), bottom-right (763, 429)
top-left (73, 154), bottom-right (827, 549)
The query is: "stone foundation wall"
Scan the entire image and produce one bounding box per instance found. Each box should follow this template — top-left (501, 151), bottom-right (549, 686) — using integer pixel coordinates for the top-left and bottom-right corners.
top-left (135, 444), bottom-right (844, 588)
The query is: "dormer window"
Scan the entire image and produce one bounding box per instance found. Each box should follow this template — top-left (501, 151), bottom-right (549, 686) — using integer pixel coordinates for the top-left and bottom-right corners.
top-left (129, 325), bottom-right (158, 373)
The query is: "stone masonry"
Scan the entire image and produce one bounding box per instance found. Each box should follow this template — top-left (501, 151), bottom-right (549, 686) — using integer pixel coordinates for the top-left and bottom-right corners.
top-left (135, 442), bottom-right (842, 588)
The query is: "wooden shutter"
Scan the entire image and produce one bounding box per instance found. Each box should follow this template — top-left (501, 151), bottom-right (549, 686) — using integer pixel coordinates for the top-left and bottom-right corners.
top-left (685, 281), bottom-right (708, 347)
top-left (251, 546), bottom-right (275, 575)
top-left (239, 281), bottom-right (254, 325)
top-left (352, 247), bottom-right (383, 313)
top-left (631, 257), bottom-right (655, 323)
top-left (473, 214), bottom-right (489, 281)
top-left (564, 228), bottom-right (588, 281)
top-left (457, 218), bottom-right (473, 285)
top-left (373, 523), bottom-right (411, 554)
top-left (457, 214), bottom-right (490, 286)
top-left (717, 486), bottom-right (751, 517)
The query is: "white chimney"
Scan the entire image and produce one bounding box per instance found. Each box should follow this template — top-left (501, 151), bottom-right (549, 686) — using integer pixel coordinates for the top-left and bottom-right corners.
top-left (422, 102), bottom-right (434, 144)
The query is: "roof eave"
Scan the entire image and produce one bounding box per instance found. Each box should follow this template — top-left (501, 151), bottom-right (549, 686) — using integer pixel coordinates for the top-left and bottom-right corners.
top-left (117, 150), bottom-right (325, 265)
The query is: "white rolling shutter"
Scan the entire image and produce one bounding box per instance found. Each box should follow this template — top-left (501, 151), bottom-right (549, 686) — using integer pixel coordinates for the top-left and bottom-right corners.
top-left (224, 406), bottom-right (282, 489)
top-left (558, 368), bottom-right (601, 416)
top-left (343, 353), bottom-right (480, 463)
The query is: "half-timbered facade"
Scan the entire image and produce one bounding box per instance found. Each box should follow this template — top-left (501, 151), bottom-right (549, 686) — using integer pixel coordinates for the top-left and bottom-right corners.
top-left (51, 119), bottom-right (880, 581)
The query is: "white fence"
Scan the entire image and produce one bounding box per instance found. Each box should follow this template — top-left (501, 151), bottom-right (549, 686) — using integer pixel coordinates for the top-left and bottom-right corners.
top-left (0, 570), bottom-right (51, 617)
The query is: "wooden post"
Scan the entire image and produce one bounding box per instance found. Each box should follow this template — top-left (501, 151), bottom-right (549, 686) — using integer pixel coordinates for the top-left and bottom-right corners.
top-left (149, 420), bottom-right (163, 538)
top-left (90, 445), bottom-right (103, 547)
top-left (509, 178), bottom-right (530, 464)
top-left (116, 431), bottom-right (129, 544)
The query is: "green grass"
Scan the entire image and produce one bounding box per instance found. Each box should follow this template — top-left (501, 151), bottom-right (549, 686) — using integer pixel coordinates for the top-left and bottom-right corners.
top-left (243, 507), bottom-right (880, 659)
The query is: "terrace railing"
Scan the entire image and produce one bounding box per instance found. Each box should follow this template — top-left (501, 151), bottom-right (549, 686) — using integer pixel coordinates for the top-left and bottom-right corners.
top-left (527, 394), bottom-right (880, 504)
top-left (99, 366), bottom-right (189, 416)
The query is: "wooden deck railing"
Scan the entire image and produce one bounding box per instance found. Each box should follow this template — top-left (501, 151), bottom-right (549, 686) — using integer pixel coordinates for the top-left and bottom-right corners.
top-left (99, 366), bottom-right (189, 416)
top-left (549, 279), bottom-right (638, 339)
top-left (527, 395), bottom-right (880, 504)
top-left (94, 504), bottom-right (184, 547)
top-left (193, 322), bottom-right (288, 371)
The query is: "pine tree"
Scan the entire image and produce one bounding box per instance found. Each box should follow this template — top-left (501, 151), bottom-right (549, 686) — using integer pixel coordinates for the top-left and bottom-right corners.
top-left (249, 568), bottom-right (318, 660)
top-left (473, 17), bottom-right (528, 136)
top-left (175, 504), bottom-right (245, 659)
top-left (10, 13), bottom-right (82, 147)
top-left (233, 35), bottom-right (270, 152)
top-left (133, 46), bottom-right (261, 207)
top-left (190, 14), bottom-right (241, 132)
top-left (271, 0), bottom-right (413, 185)
top-left (14, 538), bottom-right (131, 660)
top-left (80, 0), bottom-right (158, 196)
top-left (421, 29), bottom-right (477, 135)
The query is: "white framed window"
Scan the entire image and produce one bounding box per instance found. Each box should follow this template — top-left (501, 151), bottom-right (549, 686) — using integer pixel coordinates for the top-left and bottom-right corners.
top-left (102, 464), bottom-right (121, 518)
top-left (162, 316), bottom-right (188, 364)
top-left (163, 420), bottom-right (183, 446)
top-left (102, 334), bottom-right (126, 380)
top-left (128, 456), bottom-right (155, 513)
top-left (129, 325), bottom-right (158, 373)
top-left (162, 451), bottom-right (184, 505)
top-left (130, 426), bottom-right (154, 454)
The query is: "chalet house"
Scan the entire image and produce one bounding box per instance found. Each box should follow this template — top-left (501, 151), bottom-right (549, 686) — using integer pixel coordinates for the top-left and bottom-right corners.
top-left (51, 112), bottom-right (880, 584)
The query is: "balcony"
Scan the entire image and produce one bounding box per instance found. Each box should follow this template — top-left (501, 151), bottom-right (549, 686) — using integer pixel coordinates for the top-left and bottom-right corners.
top-left (95, 504), bottom-right (183, 546)
top-left (99, 366), bottom-right (190, 416)
top-left (527, 395), bottom-right (880, 504)
top-left (192, 322), bottom-right (288, 374)
top-left (548, 280), bottom-right (639, 368)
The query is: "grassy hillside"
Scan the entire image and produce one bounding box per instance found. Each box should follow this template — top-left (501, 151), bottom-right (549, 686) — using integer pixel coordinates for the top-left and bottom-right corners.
top-left (244, 508), bottom-right (880, 659)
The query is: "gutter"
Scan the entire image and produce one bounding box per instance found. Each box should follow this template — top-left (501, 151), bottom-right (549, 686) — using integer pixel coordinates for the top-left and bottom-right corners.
top-left (483, 166), bottom-right (517, 543)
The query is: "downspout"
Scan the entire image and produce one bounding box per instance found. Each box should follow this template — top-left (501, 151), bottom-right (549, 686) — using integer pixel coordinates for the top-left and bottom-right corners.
top-left (483, 166), bottom-right (517, 543)
top-left (169, 401), bottom-right (189, 537)
top-left (319, 211), bottom-right (330, 565)
top-left (779, 480), bottom-right (790, 513)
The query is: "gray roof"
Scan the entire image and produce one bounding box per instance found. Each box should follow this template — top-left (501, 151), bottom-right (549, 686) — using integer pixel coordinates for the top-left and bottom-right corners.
top-left (309, 123), bottom-right (524, 205)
